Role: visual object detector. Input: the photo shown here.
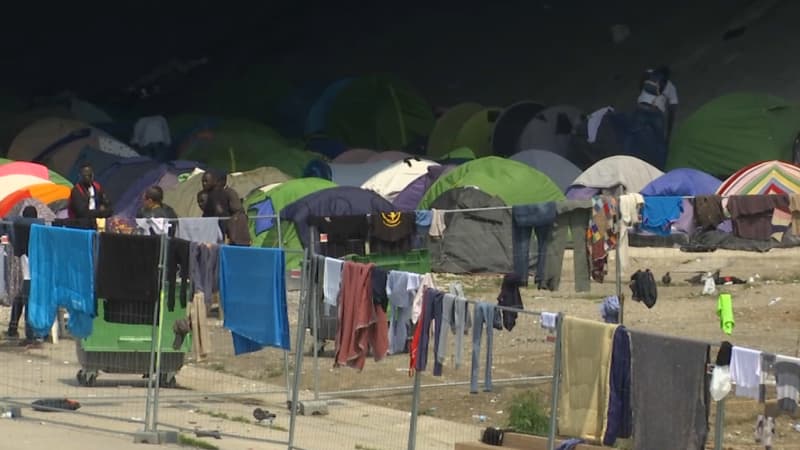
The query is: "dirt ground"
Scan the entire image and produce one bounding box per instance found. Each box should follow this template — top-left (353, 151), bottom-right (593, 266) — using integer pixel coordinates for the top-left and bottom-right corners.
top-left (5, 246), bottom-right (800, 449)
top-left (191, 246), bottom-right (800, 449)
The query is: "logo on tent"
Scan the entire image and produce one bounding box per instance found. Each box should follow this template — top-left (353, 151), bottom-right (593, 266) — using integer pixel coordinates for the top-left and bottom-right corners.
top-left (381, 212), bottom-right (402, 228)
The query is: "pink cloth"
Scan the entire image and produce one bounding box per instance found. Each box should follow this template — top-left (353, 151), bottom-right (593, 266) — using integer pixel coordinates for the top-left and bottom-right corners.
top-left (334, 262), bottom-right (388, 370)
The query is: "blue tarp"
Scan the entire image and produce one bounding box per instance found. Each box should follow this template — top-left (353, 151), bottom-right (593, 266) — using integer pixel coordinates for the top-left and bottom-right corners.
top-left (640, 168), bottom-right (722, 196)
top-left (280, 186), bottom-right (396, 247)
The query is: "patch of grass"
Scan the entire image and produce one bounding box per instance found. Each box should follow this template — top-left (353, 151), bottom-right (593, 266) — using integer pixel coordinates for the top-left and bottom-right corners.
top-left (179, 434), bottom-right (220, 450)
top-left (231, 415), bottom-right (250, 424)
top-left (208, 362), bottom-right (226, 372)
top-left (197, 409), bottom-right (229, 420)
top-left (507, 390), bottom-right (550, 436)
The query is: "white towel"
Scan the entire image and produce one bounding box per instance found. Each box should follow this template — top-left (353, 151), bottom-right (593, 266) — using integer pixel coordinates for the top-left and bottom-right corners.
top-left (411, 273), bottom-right (434, 324)
top-left (540, 312), bottom-right (558, 330)
top-left (323, 257), bottom-right (343, 307)
top-left (730, 346), bottom-right (762, 400)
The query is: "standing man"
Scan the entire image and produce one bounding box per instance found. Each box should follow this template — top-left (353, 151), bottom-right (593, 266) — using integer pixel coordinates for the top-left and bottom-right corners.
top-left (637, 65), bottom-right (678, 141)
top-left (137, 185), bottom-right (178, 236)
top-left (68, 163), bottom-right (113, 219)
top-left (200, 170), bottom-right (250, 246)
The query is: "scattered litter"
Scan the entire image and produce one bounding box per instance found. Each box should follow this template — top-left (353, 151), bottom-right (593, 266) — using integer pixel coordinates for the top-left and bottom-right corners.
top-left (194, 429), bottom-right (222, 439)
top-left (496, 410), bottom-right (504, 415)
top-left (472, 414), bottom-right (488, 423)
top-left (769, 297), bottom-right (782, 306)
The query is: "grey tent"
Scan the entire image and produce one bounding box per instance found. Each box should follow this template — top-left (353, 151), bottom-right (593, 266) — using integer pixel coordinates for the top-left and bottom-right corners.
top-left (329, 160), bottom-right (393, 186)
top-left (429, 187), bottom-right (521, 274)
top-left (491, 101), bottom-right (545, 156)
top-left (510, 149), bottom-right (581, 192)
top-left (516, 105), bottom-right (583, 156)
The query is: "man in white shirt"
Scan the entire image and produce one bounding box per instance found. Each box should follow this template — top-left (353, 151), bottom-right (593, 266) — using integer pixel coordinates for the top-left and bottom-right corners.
top-left (637, 66), bottom-right (678, 140)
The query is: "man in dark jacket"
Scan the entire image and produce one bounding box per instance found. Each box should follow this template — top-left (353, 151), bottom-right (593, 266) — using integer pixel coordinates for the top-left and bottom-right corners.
top-left (200, 170), bottom-right (250, 246)
top-left (68, 163), bottom-right (113, 219)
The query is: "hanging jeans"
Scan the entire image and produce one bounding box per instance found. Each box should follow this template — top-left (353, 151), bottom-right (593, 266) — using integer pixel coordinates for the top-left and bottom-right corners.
top-left (511, 202), bottom-right (557, 287)
top-left (416, 289), bottom-right (444, 376)
top-left (471, 302), bottom-right (494, 393)
top-left (541, 201), bottom-right (592, 292)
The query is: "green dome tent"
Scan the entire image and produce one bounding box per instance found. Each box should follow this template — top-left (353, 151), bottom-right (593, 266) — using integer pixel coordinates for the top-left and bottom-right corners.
top-left (667, 92), bottom-right (800, 178)
top-left (427, 102), bottom-right (483, 157)
top-left (179, 129), bottom-right (316, 177)
top-left (418, 156), bottom-right (564, 209)
top-left (245, 177), bottom-right (337, 269)
top-left (324, 74), bottom-right (435, 150)
top-left (426, 106), bottom-right (500, 159)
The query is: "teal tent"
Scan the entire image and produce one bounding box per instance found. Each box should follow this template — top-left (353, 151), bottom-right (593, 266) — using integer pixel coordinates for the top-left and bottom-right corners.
top-left (246, 178), bottom-right (338, 269)
top-left (667, 92), bottom-right (800, 178)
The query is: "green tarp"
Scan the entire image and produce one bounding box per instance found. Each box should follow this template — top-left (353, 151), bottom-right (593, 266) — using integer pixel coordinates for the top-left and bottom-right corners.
top-left (245, 177), bottom-right (337, 269)
top-left (418, 156), bottom-right (565, 208)
top-left (324, 74), bottom-right (435, 150)
top-left (667, 92), bottom-right (800, 178)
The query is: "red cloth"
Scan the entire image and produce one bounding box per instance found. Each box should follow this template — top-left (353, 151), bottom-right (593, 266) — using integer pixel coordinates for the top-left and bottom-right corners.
top-left (408, 290), bottom-right (426, 376)
top-left (334, 262), bottom-right (388, 370)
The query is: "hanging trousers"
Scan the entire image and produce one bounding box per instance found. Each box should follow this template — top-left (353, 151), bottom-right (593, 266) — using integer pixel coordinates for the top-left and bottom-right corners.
top-left (541, 201), bottom-right (592, 292)
top-left (470, 302), bottom-right (494, 393)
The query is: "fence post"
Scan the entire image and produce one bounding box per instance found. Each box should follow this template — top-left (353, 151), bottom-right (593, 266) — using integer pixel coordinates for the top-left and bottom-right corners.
top-left (287, 232), bottom-right (313, 449)
top-left (150, 229), bottom-right (171, 432)
top-left (547, 313), bottom-right (563, 450)
top-left (276, 215), bottom-right (293, 404)
top-left (143, 230), bottom-right (169, 432)
top-left (713, 399), bottom-right (725, 450)
top-left (407, 370), bottom-right (422, 450)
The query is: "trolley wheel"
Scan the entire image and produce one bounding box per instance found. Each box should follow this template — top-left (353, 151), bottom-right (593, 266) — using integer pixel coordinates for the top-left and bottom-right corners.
top-left (159, 372), bottom-right (177, 388)
top-left (76, 370), bottom-right (86, 386)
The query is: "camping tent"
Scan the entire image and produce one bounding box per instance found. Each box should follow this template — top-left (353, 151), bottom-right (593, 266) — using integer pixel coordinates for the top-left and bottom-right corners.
top-left (0, 183), bottom-right (70, 218)
top-left (428, 187), bottom-right (519, 274)
top-left (305, 78), bottom-right (355, 135)
top-left (246, 178), bottom-right (338, 269)
top-left (517, 105), bottom-right (583, 156)
top-left (418, 156), bottom-right (564, 209)
top-left (640, 168), bottom-right (722, 196)
top-left (509, 149), bottom-right (582, 192)
top-left (667, 93), bottom-right (800, 178)
top-left (567, 155), bottom-right (664, 199)
top-left (426, 102), bottom-right (484, 157)
top-left (361, 158), bottom-right (439, 201)
top-left (492, 101), bottom-right (546, 156)
top-left (367, 150), bottom-right (413, 163)
top-left (7, 118), bottom-right (138, 175)
top-left (7, 198), bottom-right (57, 221)
top-left (164, 166), bottom-right (292, 217)
top-left (178, 128), bottom-right (313, 177)
top-left (95, 158), bottom-right (168, 218)
top-left (717, 160), bottom-right (800, 196)
top-left (392, 165), bottom-right (454, 212)
top-left (332, 148), bottom-right (377, 164)
top-left (322, 75), bottom-right (435, 150)
top-left (0, 160), bottom-right (71, 187)
top-left (279, 186), bottom-right (397, 250)
top-left (329, 161), bottom-right (393, 186)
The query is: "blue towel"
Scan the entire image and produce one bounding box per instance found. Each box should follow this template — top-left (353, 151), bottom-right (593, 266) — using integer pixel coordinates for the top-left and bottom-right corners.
top-left (556, 438), bottom-right (585, 450)
top-left (28, 224), bottom-right (95, 338)
top-left (220, 246), bottom-right (290, 354)
top-left (415, 210), bottom-right (432, 227)
top-left (641, 196), bottom-right (683, 236)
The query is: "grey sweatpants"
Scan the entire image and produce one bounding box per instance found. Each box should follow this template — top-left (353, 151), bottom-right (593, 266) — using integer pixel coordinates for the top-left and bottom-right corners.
top-left (470, 302), bottom-right (494, 393)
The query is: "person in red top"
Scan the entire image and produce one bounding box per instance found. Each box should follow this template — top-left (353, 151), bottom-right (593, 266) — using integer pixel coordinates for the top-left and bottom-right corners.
top-left (67, 163), bottom-right (113, 219)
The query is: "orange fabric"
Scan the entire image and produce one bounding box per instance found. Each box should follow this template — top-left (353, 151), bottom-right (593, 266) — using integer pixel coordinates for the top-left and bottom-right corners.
top-left (27, 183), bottom-right (70, 205)
top-left (0, 189), bottom-right (31, 217)
top-left (334, 261), bottom-right (388, 370)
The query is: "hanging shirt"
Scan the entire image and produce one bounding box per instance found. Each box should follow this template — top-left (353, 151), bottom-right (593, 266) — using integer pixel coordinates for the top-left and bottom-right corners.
top-left (775, 355), bottom-right (800, 413)
top-left (219, 246), bottom-right (290, 354)
top-left (641, 196), bottom-right (683, 236)
top-left (370, 212), bottom-right (415, 253)
top-left (730, 346), bottom-right (761, 400)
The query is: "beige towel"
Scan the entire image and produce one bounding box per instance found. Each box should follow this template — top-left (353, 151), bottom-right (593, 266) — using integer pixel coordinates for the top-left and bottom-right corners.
top-left (617, 193), bottom-right (643, 276)
top-left (557, 316), bottom-right (617, 443)
top-left (189, 292), bottom-right (211, 361)
top-left (429, 208), bottom-right (447, 238)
